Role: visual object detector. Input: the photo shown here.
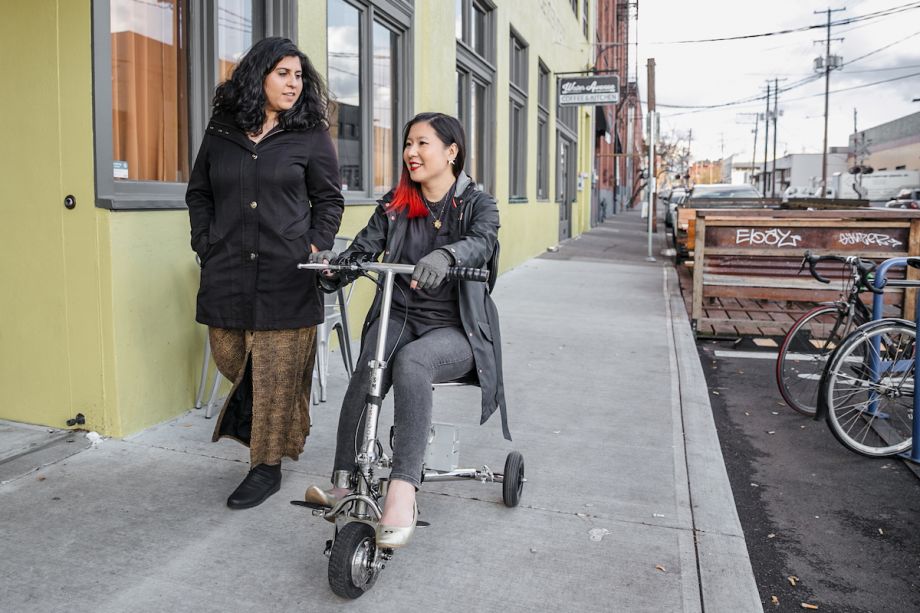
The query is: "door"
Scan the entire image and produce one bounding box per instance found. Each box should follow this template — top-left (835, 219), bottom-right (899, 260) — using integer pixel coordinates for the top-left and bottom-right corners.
top-left (557, 134), bottom-right (576, 241)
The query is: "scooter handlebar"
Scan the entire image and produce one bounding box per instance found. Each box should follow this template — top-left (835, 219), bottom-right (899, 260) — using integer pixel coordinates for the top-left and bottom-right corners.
top-left (298, 261), bottom-right (490, 283)
top-left (447, 266), bottom-right (490, 283)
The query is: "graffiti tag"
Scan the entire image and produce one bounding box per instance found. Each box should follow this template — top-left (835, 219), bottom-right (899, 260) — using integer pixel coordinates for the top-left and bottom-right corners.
top-left (735, 228), bottom-right (803, 248)
top-left (838, 232), bottom-right (902, 248)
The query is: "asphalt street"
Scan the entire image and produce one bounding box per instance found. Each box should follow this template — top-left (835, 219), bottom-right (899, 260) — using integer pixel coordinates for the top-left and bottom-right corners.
top-left (699, 338), bottom-right (920, 613)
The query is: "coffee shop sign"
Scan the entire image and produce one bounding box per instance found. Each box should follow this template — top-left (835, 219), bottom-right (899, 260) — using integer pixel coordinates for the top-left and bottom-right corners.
top-left (558, 76), bottom-right (619, 106)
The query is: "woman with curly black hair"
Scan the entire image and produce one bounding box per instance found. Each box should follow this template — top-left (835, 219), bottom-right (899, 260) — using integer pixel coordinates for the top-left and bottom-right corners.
top-left (187, 37), bottom-right (344, 509)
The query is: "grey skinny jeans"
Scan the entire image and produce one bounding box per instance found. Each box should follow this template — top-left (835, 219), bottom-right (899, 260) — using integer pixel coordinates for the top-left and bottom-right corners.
top-left (333, 315), bottom-right (474, 488)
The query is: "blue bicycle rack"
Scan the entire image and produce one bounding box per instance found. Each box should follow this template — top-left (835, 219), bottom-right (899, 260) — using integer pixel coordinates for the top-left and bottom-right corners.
top-left (870, 257), bottom-right (920, 463)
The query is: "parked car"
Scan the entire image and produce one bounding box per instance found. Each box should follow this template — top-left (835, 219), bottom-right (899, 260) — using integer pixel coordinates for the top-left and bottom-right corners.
top-left (688, 184), bottom-right (763, 200)
top-left (664, 187), bottom-right (688, 228)
top-left (884, 188), bottom-right (920, 209)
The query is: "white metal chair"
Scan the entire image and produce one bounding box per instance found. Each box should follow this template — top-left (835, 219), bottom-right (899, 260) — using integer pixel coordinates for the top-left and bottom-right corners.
top-left (313, 236), bottom-right (355, 403)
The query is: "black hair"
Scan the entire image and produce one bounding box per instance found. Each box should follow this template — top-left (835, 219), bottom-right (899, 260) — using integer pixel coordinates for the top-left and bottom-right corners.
top-left (402, 112), bottom-right (466, 177)
top-left (390, 113), bottom-right (468, 217)
top-left (212, 37), bottom-right (330, 134)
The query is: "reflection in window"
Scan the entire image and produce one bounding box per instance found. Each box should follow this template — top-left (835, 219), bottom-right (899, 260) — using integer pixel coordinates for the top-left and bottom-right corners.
top-left (110, 0), bottom-right (189, 182)
top-left (217, 0), bottom-right (254, 83)
top-left (327, 0), bottom-right (362, 191)
top-left (373, 22), bottom-right (394, 194)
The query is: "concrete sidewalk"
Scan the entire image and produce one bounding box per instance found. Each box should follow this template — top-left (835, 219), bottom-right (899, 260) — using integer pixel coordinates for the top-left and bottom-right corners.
top-left (0, 210), bottom-right (762, 612)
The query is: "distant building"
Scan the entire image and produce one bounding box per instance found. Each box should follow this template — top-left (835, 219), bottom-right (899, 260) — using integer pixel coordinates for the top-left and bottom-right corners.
top-left (849, 110), bottom-right (920, 172)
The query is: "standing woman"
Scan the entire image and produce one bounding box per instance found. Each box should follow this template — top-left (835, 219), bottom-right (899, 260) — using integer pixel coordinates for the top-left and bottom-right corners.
top-left (187, 37), bottom-right (344, 509)
top-left (306, 112), bottom-right (509, 548)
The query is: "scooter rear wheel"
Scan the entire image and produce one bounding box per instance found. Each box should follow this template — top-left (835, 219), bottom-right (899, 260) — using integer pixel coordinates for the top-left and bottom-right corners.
top-left (502, 451), bottom-right (524, 507)
top-left (328, 522), bottom-right (380, 599)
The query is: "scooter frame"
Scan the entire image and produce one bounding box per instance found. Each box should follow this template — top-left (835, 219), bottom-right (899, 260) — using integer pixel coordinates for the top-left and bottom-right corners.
top-left (295, 260), bottom-right (524, 599)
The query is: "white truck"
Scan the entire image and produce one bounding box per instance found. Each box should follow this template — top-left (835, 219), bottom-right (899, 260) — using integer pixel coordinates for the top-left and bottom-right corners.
top-left (814, 170), bottom-right (920, 203)
top-left (860, 170), bottom-right (920, 203)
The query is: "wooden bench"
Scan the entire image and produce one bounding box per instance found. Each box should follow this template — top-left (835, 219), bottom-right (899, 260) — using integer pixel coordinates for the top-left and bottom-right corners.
top-left (674, 197), bottom-right (869, 261)
top-left (690, 209), bottom-right (920, 335)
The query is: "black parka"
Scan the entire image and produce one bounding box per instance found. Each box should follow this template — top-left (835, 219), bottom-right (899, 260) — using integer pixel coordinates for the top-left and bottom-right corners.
top-left (337, 172), bottom-right (510, 440)
top-left (186, 115), bottom-right (344, 330)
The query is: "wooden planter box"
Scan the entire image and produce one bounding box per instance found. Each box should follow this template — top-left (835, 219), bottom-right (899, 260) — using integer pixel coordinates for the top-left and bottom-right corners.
top-left (690, 209), bottom-right (920, 333)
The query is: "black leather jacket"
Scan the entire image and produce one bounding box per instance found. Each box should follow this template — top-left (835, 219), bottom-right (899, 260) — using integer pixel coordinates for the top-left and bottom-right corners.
top-left (338, 171), bottom-right (509, 440)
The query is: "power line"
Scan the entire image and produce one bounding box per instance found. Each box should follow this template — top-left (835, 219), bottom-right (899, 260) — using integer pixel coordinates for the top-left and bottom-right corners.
top-left (844, 30), bottom-right (920, 67)
top-left (663, 70), bottom-right (920, 117)
top-left (647, 1), bottom-right (920, 45)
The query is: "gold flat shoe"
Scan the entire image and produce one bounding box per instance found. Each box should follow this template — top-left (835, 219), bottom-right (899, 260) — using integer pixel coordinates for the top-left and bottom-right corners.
top-left (304, 485), bottom-right (343, 523)
top-left (375, 502), bottom-right (418, 549)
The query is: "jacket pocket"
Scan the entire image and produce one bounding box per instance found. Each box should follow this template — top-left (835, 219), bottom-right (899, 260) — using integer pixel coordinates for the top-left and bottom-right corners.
top-left (478, 321), bottom-right (493, 342)
top-left (281, 212), bottom-right (311, 240)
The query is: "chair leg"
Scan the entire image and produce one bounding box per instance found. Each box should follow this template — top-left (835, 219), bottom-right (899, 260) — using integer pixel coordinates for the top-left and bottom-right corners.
top-left (195, 333), bottom-right (211, 409)
top-left (204, 369), bottom-right (223, 419)
top-left (311, 365), bottom-right (320, 406)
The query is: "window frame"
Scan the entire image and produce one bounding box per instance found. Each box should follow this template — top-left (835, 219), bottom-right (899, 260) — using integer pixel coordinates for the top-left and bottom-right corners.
top-left (92, 0), bottom-right (297, 210)
top-left (456, 0), bottom-right (496, 194)
top-left (536, 60), bottom-right (550, 200)
top-left (508, 28), bottom-right (528, 201)
top-left (327, 0), bottom-right (413, 204)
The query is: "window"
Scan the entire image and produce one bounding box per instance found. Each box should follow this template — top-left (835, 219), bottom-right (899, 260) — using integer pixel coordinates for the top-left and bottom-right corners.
top-left (509, 29), bottom-right (528, 199)
top-left (93, 0), bottom-right (295, 209)
top-left (536, 61), bottom-right (550, 199)
top-left (582, 0), bottom-right (589, 38)
top-left (456, 0), bottom-right (495, 192)
top-left (327, 0), bottom-right (411, 199)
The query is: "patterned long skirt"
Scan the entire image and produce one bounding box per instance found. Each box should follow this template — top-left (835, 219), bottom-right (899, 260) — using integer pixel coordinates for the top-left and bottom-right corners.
top-left (208, 327), bottom-right (317, 466)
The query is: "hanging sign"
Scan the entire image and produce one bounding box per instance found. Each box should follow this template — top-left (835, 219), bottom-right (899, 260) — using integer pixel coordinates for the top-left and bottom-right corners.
top-left (558, 75), bottom-right (619, 106)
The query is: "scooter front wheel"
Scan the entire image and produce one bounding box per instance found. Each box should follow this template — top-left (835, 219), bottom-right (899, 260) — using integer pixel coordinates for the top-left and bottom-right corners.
top-left (328, 522), bottom-right (381, 599)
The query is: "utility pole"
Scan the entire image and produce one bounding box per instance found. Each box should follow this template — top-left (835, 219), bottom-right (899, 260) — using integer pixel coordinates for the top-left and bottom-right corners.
top-left (751, 119), bottom-right (759, 187)
top-left (646, 57), bottom-right (656, 261)
top-left (763, 81), bottom-right (771, 196)
top-left (815, 7), bottom-right (845, 196)
top-left (771, 78), bottom-right (779, 197)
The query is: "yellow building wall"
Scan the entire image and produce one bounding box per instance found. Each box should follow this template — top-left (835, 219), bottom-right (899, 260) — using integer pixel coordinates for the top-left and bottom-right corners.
top-left (0, 0), bottom-right (595, 437)
top-left (0, 0), bottom-right (117, 433)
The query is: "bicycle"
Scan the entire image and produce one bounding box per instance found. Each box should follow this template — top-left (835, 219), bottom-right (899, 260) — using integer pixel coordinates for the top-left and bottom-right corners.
top-left (775, 252), bottom-right (877, 416)
top-left (293, 259), bottom-right (524, 599)
top-left (818, 256), bottom-right (919, 458)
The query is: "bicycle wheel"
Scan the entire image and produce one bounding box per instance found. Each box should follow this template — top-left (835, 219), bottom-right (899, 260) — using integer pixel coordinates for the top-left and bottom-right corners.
top-left (823, 320), bottom-right (915, 457)
top-left (776, 305), bottom-right (854, 416)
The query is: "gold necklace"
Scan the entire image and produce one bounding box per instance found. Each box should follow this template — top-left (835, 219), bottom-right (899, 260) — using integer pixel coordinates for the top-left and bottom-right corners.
top-left (424, 196), bottom-right (450, 230)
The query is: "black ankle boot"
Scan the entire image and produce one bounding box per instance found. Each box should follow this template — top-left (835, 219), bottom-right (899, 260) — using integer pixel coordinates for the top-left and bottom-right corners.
top-left (227, 463), bottom-right (282, 510)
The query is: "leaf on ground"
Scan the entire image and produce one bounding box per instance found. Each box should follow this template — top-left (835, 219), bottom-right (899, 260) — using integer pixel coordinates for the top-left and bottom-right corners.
top-left (767, 533), bottom-right (776, 539)
top-left (767, 430), bottom-right (776, 435)
top-left (801, 604), bottom-right (818, 610)
top-left (878, 528), bottom-right (884, 535)
top-left (712, 390), bottom-right (720, 395)
top-left (37, 475), bottom-right (46, 481)
top-left (771, 595), bottom-right (779, 606)
top-left (788, 575), bottom-right (798, 586)
top-left (655, 564), bottom-right (667, 572)
top-left (745, 411), bottom-right (751, 416)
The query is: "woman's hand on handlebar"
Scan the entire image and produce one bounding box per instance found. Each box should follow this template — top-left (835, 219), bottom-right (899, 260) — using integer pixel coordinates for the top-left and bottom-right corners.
top-left (411, 249), bottom-right (452, 290)
top-left (308, 248), bottom-right (338, 278)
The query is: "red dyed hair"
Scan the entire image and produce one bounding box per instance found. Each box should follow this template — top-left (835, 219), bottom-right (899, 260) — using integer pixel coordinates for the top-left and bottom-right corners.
top-left (387, 166), bottom-right (428, 219)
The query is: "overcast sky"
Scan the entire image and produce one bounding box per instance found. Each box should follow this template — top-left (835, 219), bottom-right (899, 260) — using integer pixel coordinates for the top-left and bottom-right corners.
top-left (636, 0), bottom-right (920, 162)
